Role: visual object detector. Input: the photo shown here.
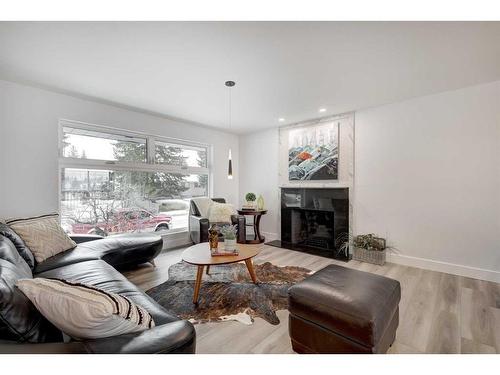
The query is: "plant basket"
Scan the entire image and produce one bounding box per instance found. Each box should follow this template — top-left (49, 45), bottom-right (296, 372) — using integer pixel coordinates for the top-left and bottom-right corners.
top-left (353, 246), bottom-right (386, 266)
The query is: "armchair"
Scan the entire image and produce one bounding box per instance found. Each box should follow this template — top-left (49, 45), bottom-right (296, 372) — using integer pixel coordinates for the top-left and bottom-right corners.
top-left (189, 198), bottom-right (246, 244)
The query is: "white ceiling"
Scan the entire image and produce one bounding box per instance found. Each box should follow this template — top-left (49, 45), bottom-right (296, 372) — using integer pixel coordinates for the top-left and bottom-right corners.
top-left (1, 22), bottom-right (500, 134)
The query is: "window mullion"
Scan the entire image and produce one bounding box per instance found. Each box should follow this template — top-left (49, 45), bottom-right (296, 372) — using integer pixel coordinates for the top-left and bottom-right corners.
top-left (147, 136), bottom-right (156, 164)
top-left (60, 157), bottom-right (209, 176)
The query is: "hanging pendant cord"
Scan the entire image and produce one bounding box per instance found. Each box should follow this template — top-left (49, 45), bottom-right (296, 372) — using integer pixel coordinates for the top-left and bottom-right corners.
top-left (229, 86), bottom-right (232, 132)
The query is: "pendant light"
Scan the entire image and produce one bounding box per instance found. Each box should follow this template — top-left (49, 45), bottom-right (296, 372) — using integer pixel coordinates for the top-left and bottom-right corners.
top-left (225, 80), bottom-right (235, 180)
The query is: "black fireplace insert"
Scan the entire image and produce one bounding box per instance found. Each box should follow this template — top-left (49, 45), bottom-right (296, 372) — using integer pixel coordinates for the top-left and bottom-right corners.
top-left (267, 187), bottom-right (350, 261)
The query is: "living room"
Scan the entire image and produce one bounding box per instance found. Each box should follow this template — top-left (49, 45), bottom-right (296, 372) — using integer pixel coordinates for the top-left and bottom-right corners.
top-left (1, 1), bottom-right (499, 372)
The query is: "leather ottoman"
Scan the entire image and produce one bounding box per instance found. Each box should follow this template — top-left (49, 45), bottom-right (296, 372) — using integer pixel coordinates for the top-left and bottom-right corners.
top-left (288, 264), bottom-right (401, 354)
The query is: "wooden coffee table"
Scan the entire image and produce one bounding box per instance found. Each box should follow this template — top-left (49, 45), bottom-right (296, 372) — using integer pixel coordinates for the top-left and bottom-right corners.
top-left (182, 242), bottom-right (261, 304)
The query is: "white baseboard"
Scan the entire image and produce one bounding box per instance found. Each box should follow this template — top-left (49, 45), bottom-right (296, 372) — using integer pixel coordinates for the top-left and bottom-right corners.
top-left (387, 253), bottom-right (500, 283)
top-left (262, 231), bottom-right (279, 242)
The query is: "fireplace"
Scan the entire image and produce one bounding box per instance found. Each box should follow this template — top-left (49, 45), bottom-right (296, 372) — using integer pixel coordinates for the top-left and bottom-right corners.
top-left (267, 187), bottom-right (350, 261)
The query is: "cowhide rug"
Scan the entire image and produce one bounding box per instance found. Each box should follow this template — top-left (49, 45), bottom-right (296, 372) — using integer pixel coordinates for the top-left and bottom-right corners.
top-left (146, 261), bottom-right (312, 325)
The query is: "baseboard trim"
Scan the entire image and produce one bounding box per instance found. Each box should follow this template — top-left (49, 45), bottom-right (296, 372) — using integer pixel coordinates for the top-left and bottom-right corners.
top-left (386, 253), bottom-right (500, 283)
top-left (262, 231), bottom-right (279, 242)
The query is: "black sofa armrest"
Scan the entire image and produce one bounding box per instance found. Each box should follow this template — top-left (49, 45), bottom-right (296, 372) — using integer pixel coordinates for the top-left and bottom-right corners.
top-left (35, 234), bottom-right (163, 274)
top-left (189, 215), bottom-right (209, 244)
top-left (231, 214), bottom-right (247, 244)
top-left (0, 321), bottom-right (196, 354)
top-left (69, 234), bottom-right (104, 244)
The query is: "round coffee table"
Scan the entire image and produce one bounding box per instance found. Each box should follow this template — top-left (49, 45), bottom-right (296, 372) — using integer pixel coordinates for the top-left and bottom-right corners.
top-left (182, 242), bottom-right (261, 304)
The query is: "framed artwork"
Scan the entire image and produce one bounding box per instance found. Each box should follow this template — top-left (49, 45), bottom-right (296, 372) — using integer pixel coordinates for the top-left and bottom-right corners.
top-left (288, 121), bottom-right (339, 181)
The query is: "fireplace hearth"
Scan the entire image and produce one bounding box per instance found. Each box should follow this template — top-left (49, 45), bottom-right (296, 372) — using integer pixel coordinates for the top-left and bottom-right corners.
top-left (266, 187), bottom-right (350, 261)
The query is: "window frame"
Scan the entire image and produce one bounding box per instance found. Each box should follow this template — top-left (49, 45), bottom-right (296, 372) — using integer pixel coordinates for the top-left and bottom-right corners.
top-left (59, 119), bottom-right (211, 177)
top-left (58, 119), bottom-right (212, 234)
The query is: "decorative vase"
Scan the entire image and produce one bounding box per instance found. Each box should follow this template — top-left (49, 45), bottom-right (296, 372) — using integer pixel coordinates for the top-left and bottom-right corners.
top-left (224, 238), bottom-right (237, 252)
top-left (257, 195), bottom-right (265, 210)
top-left (208, 224), bottom-right (219, 253)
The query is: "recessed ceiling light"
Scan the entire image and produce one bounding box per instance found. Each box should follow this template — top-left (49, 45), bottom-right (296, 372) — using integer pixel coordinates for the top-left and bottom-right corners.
top-left (319, 108), bottom-right (327, 113)
top-left (278, 118), bottom-right (285, 122)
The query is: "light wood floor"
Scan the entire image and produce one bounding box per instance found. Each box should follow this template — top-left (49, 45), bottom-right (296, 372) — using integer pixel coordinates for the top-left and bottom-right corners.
top-left (122, 244), bottom-right (500, 354)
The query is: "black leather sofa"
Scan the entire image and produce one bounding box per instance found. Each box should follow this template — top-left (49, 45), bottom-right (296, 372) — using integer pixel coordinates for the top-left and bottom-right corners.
top-left (0, 224), bottom-right (195, 354)
top-left (189, 198), bottom-right (246, 244)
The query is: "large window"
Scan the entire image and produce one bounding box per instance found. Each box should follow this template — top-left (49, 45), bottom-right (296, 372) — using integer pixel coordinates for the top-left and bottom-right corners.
top-left (59, 121), bottom-right (210, 236)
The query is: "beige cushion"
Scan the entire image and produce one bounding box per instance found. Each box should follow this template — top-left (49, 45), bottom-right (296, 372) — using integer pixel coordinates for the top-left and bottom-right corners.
top-left (6, 213), bottom-right (76, 263)
top-left (191, 197), bottom-right (213, 217)
top-left (207, 201), bottom-right (236, 223)
top-left (16, 278), bottom-right (155, 340)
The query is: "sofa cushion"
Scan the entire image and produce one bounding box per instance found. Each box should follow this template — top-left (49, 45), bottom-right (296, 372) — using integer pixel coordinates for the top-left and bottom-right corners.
top-left (191, 197), bottom-right (214, 217)
top-left (17, 278), bottom-right (155, 340)
top-left (207, 201), bottom-right (236, 223)
top-left (34, 234), bottom-right (163, 274)
top-left (6, 214), bottom-right (76, 263)
top-left (0, 223), bottom-right (35, 269)
top-left (36, 260), bottom-right (179, 326)
top-left (0, 236), bottom-right (61, 343)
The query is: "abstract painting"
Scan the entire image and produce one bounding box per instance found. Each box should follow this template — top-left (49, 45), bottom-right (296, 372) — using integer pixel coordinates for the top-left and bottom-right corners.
top-left (288, 121), bottom-right (339, 180)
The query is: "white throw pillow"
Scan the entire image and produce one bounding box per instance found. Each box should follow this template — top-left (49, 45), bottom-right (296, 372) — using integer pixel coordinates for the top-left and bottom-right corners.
top-left (6, 213), bottom-right (76, 263)
top-left (207, 202), bottom-right (236, 223)
top-left (16, 278), bottom-right (155, 340)
top-left (191, 197), bottom-right (214, 218)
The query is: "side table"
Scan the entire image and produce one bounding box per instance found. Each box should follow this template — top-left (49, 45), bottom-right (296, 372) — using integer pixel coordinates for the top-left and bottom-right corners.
top-left (237, 209), bottom-right (268, 244)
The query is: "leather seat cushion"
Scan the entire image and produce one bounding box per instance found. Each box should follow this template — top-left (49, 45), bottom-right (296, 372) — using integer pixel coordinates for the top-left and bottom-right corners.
top-left (0, 236), bottom-right (62, 343)
top-left (288, 264), bottom-right (401, 347)
top-left (36, 260), bottom-right (179, 325)
top-left (34, 234), bottom-right (163, 274)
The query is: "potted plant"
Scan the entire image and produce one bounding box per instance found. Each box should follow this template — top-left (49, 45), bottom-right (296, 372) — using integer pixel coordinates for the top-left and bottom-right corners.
top-left (220, 224), bottom-right (238, 252)
top-left (352, 234), bottom-right (387, 265)
top-left (335, 232), bottom-right (351, 259)
top-left (245, 192), bottom-right (257, 209)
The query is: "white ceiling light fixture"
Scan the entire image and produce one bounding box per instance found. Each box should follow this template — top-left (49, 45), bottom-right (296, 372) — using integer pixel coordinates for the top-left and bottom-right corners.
top-left (319, 108), bottom-right (327, 113)
top-left (225, 80), bottom-right (235, 180)
top-left (278, 118), bottom-right (285, 122)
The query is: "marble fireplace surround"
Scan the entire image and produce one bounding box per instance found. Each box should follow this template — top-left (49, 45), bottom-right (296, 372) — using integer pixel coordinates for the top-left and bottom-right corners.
top-left (277, 113), bottom-right (355, 246)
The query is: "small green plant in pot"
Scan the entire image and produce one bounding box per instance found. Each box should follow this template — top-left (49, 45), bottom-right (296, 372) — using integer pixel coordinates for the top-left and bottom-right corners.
top-left (220, 224), bottom-right (238, 252)
top-left (245, 192), bottom-right (257, 209)
top-left (352, 233), bottom-right (387, 265)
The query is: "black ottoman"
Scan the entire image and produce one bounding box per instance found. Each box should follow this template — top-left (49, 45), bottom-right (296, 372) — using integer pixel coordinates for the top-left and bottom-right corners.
top-left (288, 264), bottom-right (401, 354)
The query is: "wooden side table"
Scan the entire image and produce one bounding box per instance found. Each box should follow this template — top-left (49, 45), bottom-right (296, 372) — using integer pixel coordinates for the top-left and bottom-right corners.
top-left (237, 209), bottom-right (267, 244)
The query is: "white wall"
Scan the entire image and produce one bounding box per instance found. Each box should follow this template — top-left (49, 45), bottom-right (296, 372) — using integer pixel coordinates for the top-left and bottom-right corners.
top-left (3, 77), bottom-right (499, 280)
top-left (355, 80), bottom-right (500, 281)
top-left (239, 80), bottom-right (500, 282)
top-left (239, 129), bottom-right (280, 240)
top-left (0, 79), bottom-right (239, 219)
